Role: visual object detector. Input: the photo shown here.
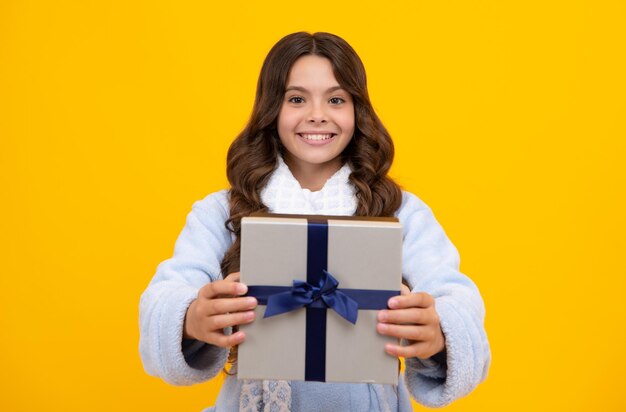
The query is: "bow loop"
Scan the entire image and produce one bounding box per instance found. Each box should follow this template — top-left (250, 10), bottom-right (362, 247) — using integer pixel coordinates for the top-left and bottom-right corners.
top-left (264, 270), bottom-right (359, 324)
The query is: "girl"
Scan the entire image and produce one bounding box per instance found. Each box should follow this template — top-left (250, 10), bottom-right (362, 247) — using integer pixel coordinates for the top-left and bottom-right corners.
top-left (140, 32), bottom-right (490, 411)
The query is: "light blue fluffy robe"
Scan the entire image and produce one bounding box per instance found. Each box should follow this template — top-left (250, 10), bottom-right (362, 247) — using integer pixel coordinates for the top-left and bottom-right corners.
top-left (139, 187), bottom-right (490, 411)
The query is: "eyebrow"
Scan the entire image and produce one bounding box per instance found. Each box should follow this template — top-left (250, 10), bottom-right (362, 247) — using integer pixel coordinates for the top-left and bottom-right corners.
top-left (284, 85), bottom-right (345, 93)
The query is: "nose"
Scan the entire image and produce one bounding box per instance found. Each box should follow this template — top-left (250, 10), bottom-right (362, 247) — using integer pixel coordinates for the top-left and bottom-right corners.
top-left (307, 102), bottom-right (327, 124)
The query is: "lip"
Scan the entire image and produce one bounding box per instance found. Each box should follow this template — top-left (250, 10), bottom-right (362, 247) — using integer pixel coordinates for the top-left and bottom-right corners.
top-left (297, 132), bottom-right (337, 146)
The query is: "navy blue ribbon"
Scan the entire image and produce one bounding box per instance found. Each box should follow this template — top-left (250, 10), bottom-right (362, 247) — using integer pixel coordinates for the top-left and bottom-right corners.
top-left (246, 219), bottom-right (398, 382)
top-left (259, 270), bottom-right (359, 324)
top-left (247, 284), bottom-right (398, 313)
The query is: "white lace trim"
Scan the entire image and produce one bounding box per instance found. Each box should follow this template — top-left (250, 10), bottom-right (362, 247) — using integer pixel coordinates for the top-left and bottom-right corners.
top-left (260, 157), bottom-right (357, 216)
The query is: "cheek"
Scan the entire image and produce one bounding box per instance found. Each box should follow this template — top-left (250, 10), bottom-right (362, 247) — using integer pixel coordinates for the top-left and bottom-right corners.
top-left (341, 110), bottom-right (356, 135)
top-left (277, 109), bottom-right (298, 137)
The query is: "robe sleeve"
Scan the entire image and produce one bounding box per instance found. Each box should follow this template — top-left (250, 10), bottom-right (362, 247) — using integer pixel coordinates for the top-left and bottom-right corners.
top-left (139, 191), bottom-right (232, 385)
top-left (397, 192), bottom-right (490, 407)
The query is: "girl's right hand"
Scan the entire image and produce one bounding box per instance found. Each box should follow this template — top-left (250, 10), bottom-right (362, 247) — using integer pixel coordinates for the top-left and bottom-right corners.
top-left (183, 272), bottom-right (257, 348)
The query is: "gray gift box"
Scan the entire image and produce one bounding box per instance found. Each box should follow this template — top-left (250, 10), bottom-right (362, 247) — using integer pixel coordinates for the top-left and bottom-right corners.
top-left (238, 214), bottom-right (402, 385)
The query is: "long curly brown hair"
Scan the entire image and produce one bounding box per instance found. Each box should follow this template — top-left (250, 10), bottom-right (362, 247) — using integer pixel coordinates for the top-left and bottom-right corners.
top-left (221, 32), bottom-right (402, 368)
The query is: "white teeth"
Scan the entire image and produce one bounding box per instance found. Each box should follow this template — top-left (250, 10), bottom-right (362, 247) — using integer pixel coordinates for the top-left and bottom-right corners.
top-left (300, 134), bottom-right (333, 141)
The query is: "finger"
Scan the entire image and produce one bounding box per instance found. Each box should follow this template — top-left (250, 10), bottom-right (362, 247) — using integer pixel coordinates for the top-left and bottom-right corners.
top-left (224, 272), bottom-right (241, 282)
top-left (378, 308), bottom-right (434, 325)
top-left (376, 323), bottom-right (435, 342)
top-left (400, 284), bottom-right (411, 295)
top-left (388, 292), bottom-right (434, 309)
top-left (207, 310), bottom-right (256, 330)
top-left (206, 330), bottom-right (247, 348)
top-left (200, 279), bottom-right (248, 299)
top-left (384, 341), bottom-right (436, 359)
top-left (206, 296), bottom-right (257, 316)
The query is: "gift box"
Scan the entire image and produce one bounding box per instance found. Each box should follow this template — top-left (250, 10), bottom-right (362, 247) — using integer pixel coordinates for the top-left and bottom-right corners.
top-left (238, 213), bottom-right (402, 384)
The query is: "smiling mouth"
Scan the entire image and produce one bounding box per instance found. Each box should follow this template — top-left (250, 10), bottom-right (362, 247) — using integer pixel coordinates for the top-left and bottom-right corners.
top-left (298, 133), bottom-right (336, 141)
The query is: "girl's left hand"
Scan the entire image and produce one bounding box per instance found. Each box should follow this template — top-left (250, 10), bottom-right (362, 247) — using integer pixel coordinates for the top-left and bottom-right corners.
top-left (376, 284), bottom-right (446, 359)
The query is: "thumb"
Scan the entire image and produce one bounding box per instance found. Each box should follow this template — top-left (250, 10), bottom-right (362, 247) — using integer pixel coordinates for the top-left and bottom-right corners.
top-left (224, 272), bottom-right (241, 282)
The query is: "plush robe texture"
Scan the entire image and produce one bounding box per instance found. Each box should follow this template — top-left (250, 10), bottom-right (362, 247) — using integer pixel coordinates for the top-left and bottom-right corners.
top-left (139, 158), bottom-right (490, 411)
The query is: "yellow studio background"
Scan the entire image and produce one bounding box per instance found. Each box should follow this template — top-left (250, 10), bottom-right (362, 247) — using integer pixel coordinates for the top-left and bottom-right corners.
top-left (1, 0), bottom-right (624, 411)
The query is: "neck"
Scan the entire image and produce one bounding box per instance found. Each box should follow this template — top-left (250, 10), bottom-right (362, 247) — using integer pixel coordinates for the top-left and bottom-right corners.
top-left (282, 156), bottom-right (343, 191)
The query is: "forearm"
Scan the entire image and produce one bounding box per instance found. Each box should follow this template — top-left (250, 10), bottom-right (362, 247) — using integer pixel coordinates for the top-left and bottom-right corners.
top-left (138, 191), bottom-right (234, 384)
top-left (139, 280), bottom-right (229, 385)
top-left (397, 192), bottom-right (490, 406)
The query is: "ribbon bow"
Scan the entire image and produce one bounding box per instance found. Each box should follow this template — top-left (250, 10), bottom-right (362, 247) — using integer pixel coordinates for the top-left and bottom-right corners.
top-left (263, 270), bottom-right (359, 324)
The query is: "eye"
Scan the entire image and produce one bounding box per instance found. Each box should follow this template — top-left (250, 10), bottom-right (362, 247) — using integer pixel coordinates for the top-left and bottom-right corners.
top-left (288, 96), bottom-right (305, 104)
top-left (329, 97), bottom-right (345, 105)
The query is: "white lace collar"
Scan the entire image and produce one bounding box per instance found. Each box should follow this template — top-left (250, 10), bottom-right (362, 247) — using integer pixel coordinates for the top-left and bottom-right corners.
top-left (260, 156), bottom-right (357, 215)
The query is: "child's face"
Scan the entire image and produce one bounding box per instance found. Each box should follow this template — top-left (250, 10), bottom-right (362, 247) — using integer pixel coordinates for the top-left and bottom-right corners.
top-left (277, 55), bottom-right (355, 173)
